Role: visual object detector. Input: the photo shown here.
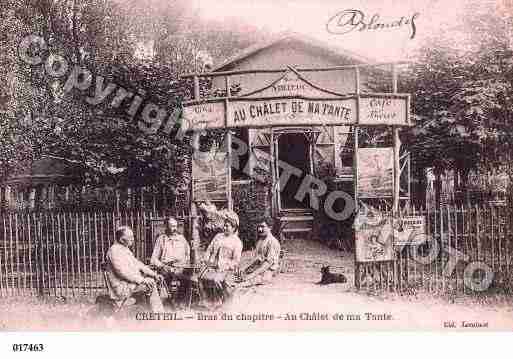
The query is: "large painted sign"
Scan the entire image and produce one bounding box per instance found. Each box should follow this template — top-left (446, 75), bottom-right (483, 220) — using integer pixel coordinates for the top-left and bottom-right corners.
top-left (228, 98), bottom-right (356, 127)
top-left (356, 148), bottom-right (394, 198)
top-left (183, 95), bottom-right (409, 129)
top-left (181, 69), bottom-right (410, 130)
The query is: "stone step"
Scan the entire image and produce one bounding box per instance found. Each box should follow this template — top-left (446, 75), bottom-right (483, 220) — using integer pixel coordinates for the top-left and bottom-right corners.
top-left (277, 211), bottom-right (314, 241)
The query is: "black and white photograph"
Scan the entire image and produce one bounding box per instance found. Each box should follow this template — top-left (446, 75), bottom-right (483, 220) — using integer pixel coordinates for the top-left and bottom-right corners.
top-left (0, 0), bottom-right (513, 339)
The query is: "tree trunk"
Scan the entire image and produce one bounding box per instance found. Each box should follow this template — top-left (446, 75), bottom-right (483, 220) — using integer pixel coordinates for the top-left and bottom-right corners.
top-left (460, 168), bottom-right (470, 206)
top-left (413, 166), bottom-right (427, 209)
top-left (434, 167), bottom-right (443, 209)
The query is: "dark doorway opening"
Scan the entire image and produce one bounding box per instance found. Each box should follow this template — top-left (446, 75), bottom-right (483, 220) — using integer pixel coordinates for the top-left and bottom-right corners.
top-left (278, 133), bottom-right (310, 209)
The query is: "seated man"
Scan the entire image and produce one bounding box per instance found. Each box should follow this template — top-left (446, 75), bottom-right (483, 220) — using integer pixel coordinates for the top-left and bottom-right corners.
top-left (150, 217), bottom-right (191, 280)
top-left (238, 217), bottom-right (281, 287)
top-left (199, 210), bottom-right (243, 307)
top-left (105, 226), bottom-right (165, 312)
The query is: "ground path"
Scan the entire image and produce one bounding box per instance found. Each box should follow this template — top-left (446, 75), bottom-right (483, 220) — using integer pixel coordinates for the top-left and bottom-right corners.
top-left (1, 239), bottom-right (512, 330)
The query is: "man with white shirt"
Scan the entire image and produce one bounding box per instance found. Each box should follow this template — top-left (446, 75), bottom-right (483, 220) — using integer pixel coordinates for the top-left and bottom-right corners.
top-left (150, 217), bottom-right (191, 277)
top-left (150, 217), bottom-right (191, 303)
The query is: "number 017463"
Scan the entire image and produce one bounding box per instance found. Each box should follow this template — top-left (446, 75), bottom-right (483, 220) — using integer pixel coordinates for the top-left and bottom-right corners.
top-left (12, 344), bottom-right (44, 352)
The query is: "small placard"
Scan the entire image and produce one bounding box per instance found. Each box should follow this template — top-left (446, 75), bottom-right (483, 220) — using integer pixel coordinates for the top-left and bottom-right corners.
top-left (392, 216), bottom-right (427, 246)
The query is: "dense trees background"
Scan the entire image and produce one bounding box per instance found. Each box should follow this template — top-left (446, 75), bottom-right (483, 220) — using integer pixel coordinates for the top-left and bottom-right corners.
top-left (402, 0), bottom-right (513, 205)
top-left (2, 0), bottom-right (513, 206)
top-left (0, 0), bottom-right (269, 191)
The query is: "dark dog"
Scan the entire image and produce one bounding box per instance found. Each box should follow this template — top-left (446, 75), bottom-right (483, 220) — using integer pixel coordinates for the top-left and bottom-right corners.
top-left (317, 266), bottom-right (347, 285)
top-left (95, 294), bottom-right (118, 315)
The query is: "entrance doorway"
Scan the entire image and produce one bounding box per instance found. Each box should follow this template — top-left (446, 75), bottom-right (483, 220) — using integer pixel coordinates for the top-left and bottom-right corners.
top-left (277, 132), bottom-right (311, 210)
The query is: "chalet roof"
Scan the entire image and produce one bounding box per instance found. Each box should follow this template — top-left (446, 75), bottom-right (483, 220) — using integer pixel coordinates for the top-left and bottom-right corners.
top-left (2, 156), bottom-right (83, 187)
top-left (212, 32), bottom-right (377, 72)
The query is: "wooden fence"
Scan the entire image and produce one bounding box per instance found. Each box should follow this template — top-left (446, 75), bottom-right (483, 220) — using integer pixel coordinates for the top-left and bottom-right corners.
top-left (0, 209), bottom-right (188, 298)
top-left (355, 205), bottom-right (513, 295)
top-left (2, 205), bottom-right (513, 298)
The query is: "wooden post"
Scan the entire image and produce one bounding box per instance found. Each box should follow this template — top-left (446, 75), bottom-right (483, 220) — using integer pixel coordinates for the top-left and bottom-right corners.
top-left (152, 185), bottom-right (157, 214)
top-left (190, 203), bottom-right (199, 266)
top-left (189, 75), bottom-right (201, 265)
top-left (392, 64), bottom-right (401, 215)
top-left (392, 63), bottom-right (402, 291)
top-left (354, 126), bottom-right (360, 290)
top-left (446, 205), bottom-right (452, 291)
top-left (29, 188), bottom-right (36, 211)
top-left (270, 130), bottom-right (277, 218)
top-left (0, 215), bottom-right (5, 295)
top-left (115, 189), bottom-right (120, 215)
top-left (454, 205), bottom-right (460, 292)
top-left (4, 186), bottom-right (11, 209)
top-left (491, 205), bottom-right (495, 275)
top-left (193, 75), bottom-right (200, 100)
top-left (225, 75), bottom-right (233, 211)
top-left (354, 66), bottom-right (361, 291)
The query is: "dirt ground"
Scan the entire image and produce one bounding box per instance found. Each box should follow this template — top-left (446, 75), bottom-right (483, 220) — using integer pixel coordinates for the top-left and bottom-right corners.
top-left (1, 238), bottom-right (513, 331)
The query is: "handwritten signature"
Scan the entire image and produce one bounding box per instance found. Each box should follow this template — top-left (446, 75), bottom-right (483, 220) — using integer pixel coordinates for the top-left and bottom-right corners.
top-left (326, 9), bottom-right (420, 40)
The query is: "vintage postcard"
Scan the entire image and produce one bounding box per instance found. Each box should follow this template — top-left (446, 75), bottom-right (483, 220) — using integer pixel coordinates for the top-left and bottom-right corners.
top-left (1, 0), bottom-right (513, 339)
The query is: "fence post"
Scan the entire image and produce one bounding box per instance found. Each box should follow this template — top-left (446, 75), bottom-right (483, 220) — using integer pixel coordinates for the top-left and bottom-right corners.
top-left (476, 205), bottom-right (481, 265)
top-left (0, 214), bottom-right (3, 297)
top-left (115, 189), bottom-right (120, 215)
top-left (152, 186), bottom-right (157, 214)
top-left (35, 214), bottom-right (45, 297)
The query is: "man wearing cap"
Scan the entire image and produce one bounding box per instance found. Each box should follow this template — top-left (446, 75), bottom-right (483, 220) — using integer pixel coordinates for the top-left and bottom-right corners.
top-left (105, 226), bottom-right (165, 312)
top-left (238, 217), bottom-right (281, 287)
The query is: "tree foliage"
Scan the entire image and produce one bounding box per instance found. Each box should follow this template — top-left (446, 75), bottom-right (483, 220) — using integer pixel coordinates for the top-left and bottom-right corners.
top-left (402, 0), bottom-right (513, 198)
top-left (0, 0), bottom-right (270, 190)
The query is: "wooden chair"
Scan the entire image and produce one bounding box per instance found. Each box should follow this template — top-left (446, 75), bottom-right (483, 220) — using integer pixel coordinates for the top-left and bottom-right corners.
top-left (147, 263), bottom-right (180, 305)
top-left (99, 262), bottom-right (132, 314)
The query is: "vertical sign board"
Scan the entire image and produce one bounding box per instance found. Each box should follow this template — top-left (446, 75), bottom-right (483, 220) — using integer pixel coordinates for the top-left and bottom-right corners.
top-left (356, 148), bottom-right (394, 198)
top-left (191, 145), bottom-right (229, 203)
top-left (354, 209), bottom-right (394, 262)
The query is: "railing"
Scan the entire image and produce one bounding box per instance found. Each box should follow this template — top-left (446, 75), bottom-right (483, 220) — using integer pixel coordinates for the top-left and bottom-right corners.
top-left (0, 209), bottom-right (188, 298)
top-left (2, 204), bottom-right (512, 298)
top-left (355, 205), bottom-right (513, 295)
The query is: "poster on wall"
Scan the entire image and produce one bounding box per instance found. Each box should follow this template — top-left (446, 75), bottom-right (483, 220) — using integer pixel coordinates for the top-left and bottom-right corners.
top-left (191, 145), bottom-right (228, 203)
top-left (354, 207), bottom-right (394, 262)
top-left (356, 147), bottom-right (394, 198)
